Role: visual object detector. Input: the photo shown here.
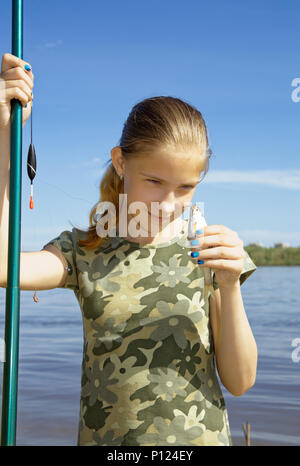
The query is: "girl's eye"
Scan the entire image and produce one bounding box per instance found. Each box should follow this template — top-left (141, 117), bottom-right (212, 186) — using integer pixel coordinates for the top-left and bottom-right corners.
top-left (147, 179), bottom-right (160, 184)
top-left (147, 179), bottom-right (194, 189)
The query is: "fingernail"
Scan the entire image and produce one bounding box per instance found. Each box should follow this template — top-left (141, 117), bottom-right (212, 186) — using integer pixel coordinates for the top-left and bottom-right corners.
top-left (197, 260), bottom-right (205, 264)
top-left (190, 239), bottom-right (199, 246)
top-left (196, 229), bottom-right (203, 235)
top-left (24, 64), bottom-right (31, 71)
top-left (191, 251), bottom-right (199, 258)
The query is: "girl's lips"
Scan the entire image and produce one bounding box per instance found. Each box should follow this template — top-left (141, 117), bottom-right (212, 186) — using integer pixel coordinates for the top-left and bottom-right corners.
top-left (148, 212), bottom-right (162, 219)
top-left (148, 211), bottom-right (170, 220)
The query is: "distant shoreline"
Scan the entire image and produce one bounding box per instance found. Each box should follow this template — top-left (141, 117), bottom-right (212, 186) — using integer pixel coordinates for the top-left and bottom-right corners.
top-left (245, 245), bottom-right (300, 266)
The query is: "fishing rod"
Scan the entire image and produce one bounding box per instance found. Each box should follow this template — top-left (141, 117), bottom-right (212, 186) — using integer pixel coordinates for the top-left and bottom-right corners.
top-left (1, 0), bottom-right (36, 446)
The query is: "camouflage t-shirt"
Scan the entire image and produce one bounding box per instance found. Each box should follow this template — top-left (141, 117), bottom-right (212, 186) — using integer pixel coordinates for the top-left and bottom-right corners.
top-left (43, 220), bottom-right (257, 446)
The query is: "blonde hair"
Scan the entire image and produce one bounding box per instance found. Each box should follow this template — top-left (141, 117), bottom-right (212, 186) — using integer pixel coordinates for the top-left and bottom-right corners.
top-left (77, 95), bottom-right (212, 249)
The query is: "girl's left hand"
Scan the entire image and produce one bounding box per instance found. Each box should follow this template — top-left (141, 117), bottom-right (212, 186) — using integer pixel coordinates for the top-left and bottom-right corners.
top-left (189, 224), bottom-right (245, 289)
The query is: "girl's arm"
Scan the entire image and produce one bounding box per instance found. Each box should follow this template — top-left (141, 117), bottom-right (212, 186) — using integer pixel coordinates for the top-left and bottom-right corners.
top-left (209, 284), bottom-right (257, 397)
top-left (0, 53), bottom-right (69, 291)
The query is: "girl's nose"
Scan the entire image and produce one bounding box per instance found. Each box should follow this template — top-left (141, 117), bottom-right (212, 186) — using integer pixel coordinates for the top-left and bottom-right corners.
top-left (161, 191), bottom-right (175, 204)
top-left (158, 197), bottom-right (178, 217)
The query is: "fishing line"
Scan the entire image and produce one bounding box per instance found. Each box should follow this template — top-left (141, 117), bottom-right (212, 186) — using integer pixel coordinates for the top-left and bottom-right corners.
top-left (37, 178), bottom-right (93, 206)
top-left (26, 102), bottom-right (93, 208)
top-left (25, 95), bottom-right (99, 304)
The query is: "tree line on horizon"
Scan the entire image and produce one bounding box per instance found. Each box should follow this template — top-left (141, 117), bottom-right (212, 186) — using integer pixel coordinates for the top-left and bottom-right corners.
top-left (245, 245), bottom-right (300, 266)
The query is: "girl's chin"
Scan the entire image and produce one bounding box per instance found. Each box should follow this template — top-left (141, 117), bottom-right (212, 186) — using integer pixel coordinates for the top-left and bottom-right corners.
top-left (148, 211), bottom-right (173, 221)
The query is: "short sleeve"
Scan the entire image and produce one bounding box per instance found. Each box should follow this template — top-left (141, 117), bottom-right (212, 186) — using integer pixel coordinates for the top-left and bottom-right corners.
top-left (42, 228), bottom-right (79, 291)
top-left (213, 249), bottom-right (257, 290)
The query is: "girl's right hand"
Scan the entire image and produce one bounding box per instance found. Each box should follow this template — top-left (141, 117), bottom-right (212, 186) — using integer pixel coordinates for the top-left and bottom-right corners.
top-left (0, 52), bottom-right (34, 130)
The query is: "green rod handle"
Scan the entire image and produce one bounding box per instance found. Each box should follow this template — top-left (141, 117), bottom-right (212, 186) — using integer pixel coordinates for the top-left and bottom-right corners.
top-left (1, 0), bottom-right (23, 446)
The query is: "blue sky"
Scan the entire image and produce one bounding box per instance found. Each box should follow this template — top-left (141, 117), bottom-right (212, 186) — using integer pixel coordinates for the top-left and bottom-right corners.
top-left (0, 0), bottom-right (299, 249)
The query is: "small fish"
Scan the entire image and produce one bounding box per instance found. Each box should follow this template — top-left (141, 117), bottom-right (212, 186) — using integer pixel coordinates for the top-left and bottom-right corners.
top-left (188, 204), bottom-right (215, 302)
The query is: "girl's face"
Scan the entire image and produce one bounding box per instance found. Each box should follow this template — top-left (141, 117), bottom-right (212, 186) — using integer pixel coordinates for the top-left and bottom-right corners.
top-left (112, 145), bottom-right (207, 239)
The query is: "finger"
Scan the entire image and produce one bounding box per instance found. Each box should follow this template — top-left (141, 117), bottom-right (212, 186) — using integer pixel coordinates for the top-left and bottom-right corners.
top-left (1, 86), bottom-right (29, 107)
top-left (190, 246), bottom-right (244, 261)
top-left (0, 82), bottom-right (32, 107)
top-left (188, 227), bottom-right (205, 248)
top-left (1, 65), bottom-right (34, 91)
top-left (197, 258), bottom-right (244, 270)
top-left (1, 53), bottom-right (33, 81)
top-left (2, 79), bottom-right (33, 103)
top-left (205, 234), bottom-right (241, 248)
top-left (202, 224), bottom-right (232, 236)
top-left (190, 233), bottom-right (240, 250)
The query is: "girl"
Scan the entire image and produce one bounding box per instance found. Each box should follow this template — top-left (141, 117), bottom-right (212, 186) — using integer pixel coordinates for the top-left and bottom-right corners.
top-left (0, 53), bottom-right (257, 446)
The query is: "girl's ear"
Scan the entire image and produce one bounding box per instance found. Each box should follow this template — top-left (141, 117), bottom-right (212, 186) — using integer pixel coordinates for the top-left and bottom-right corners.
top-left (110, 146), bottom-right (125, 175)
